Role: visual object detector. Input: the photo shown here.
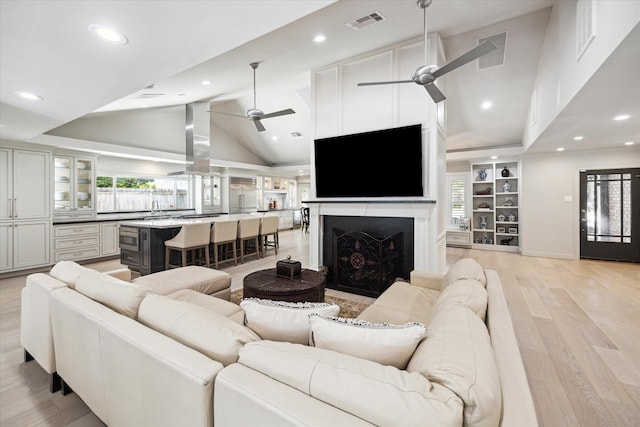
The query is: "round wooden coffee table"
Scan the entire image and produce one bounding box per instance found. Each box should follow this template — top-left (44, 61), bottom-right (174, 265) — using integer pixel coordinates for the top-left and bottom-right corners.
top-left (243, 268), bottom-right (326, 302)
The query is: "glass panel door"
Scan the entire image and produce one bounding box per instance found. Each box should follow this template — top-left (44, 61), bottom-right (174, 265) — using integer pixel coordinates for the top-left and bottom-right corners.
top-left (580, 168), bottom-right (639, 262)
top-left (75, 158), bottom-right (93, 211)
top-left (54, 156), bottom-right (72, 212)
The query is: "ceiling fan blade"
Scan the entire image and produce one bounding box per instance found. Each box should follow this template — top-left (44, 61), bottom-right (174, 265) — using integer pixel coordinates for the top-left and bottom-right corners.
top-left (261, 108), bottom-right (295, 119)
top-left (432, 40), bottom-right (497, 79)
top-left (425, 83), bottom-right (446, 103)
top-left (253, 120), bottom-right (266, 132)
top-left (210, 110), bottom-right (246, 118)
top-left (357, 80), bottom-right (414, 86)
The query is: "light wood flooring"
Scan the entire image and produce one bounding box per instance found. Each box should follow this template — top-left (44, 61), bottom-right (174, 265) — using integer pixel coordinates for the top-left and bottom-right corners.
top-left (1, 229), bottom-right (639, 426)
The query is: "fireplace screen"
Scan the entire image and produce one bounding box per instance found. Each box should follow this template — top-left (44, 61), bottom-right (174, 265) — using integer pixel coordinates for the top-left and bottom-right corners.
top-left (333, 229), bottom-right (403, 297)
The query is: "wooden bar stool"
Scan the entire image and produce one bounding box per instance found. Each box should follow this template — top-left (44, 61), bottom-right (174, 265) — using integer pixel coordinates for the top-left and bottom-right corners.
top-left (260, 215), bottom-right (280, 257)
top-left (210, 220), bottom-right (238, 269)
top-left (164, 222), bottom-right (211, 269)
top-left (237, 217), bottom-right (261, 263)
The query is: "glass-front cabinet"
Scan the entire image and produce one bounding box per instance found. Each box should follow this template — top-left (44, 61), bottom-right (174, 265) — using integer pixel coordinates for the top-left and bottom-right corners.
top-left (54, 156), bottom-right (96, 218)
top-left (202, 174), bottom-right (222, 213)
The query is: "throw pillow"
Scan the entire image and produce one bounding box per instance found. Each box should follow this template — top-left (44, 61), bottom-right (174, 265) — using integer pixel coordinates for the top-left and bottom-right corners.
top-left (432, 278), bottom-right (488, 321)
top-left (75, 273), bottom-right (151, 319)
top-left (308, 315), bottom-right (427, 369)
top-left (240, 298), bottom-right (339, 344)
top-left (443, 258), bottom-right (487, 289)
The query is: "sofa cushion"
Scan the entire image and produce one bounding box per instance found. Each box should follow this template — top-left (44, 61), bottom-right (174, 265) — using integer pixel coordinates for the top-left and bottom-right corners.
top-left (309, 315), bottom-right (427, 369)
top-left (168, 289), bottom-right (244, 324)
top-left (75, 273), bottom-right (151, 319)
top-left (138, 295), bottom-right (260, 366)
top-left (133, 265), bottom-right (231, 295)
top-left (49, 261), bottom-right (98, 288)
top-left (432, 278), bottom-right (488, 321)
top-left (357, 281), bottom-right (439, 325)
top-left (240, 298), bottom-right (339, 344)
top-left (406, 305), bottom-right (501, 427)
top-left (238, 340), bottom-right (463, 427)
top-left (443, 258), bottom-right (487, 290)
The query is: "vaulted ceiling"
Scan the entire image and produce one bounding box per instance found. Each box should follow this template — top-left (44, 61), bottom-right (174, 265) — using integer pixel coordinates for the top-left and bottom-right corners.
top-left (1, 1), bottom-right (638, 172)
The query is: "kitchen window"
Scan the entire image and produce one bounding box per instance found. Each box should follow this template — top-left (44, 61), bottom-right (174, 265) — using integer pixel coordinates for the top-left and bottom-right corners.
top-left (96, 175), bottom-right (192, 212)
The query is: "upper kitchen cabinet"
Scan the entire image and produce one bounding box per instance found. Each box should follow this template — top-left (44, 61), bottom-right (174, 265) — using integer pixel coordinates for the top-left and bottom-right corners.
top-left (53, 155), bottom-right (96, 220)
top-left (1, 148), bottom-right (50, 220)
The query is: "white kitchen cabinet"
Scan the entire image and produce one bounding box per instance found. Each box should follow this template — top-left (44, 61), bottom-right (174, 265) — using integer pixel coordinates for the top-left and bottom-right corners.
top-left (1, 148), bottom-right (50, 220)
top-left (53, 155), bottom-right (96, 219)
top-left (52, 223), bottom-right (101, 262)
top-left (0, 220), bottom-right (51, 272)
top-left (101, 222), bottom-right (120, 256)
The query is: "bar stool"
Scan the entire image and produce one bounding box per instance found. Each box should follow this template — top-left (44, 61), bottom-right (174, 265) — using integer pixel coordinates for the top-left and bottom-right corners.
top-left (301, 207), bottom-right (310, 234)
top-left (260, 215), bottom-right (280, 257)
top-left (165, 222), bottom-right (211, 269)
top-left (237, 217), bottom-right (261, 263)
top-left (210, 220), bottom-right (238, 269)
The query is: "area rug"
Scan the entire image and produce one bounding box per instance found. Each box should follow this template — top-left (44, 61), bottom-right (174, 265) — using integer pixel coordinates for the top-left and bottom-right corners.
top-left (230, 289), bottom-right (369, 318)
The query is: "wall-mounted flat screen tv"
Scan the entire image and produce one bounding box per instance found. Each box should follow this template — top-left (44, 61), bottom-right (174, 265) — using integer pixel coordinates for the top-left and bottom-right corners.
top-left (314, 124), bottom-right (423, 198)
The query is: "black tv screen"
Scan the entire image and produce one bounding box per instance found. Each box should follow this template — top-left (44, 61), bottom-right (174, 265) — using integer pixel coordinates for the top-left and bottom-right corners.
top-left (314, 124), bottom-right (424, 198)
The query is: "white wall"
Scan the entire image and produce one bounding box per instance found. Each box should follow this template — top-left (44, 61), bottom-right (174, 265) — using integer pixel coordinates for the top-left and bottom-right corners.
top-left (524, 0), bottom-right (640, 149)
top-left (521, 147), bottom-right (640, 259)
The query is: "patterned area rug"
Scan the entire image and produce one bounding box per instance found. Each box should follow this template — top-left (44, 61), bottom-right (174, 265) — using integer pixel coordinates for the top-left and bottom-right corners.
top-left (230, 289), bottom-right (369, 318)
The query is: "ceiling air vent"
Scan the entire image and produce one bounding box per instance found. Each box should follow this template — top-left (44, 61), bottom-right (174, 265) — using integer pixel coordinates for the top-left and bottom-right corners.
top-left (477, 32), bottom-right (507, 70)
top-left (291, 132), bottom-right (303, 138)
top-left (345, 12), bottom-right (385, 30)
top-left (134, 93), bottom-right (164, 99)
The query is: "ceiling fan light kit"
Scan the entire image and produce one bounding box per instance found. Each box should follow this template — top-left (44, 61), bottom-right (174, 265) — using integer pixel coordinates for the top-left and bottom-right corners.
top-left (357, 0), bottom-right (497, 103)
top-left (212, 62), bottom-right (295, 132)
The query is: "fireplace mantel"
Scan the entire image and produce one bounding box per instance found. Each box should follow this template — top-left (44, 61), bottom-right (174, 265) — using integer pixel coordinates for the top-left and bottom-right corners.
top-left (306, 200), bottom-right (446, 275)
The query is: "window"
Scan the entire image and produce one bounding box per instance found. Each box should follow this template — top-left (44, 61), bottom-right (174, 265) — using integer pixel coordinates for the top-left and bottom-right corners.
top-left (96, 175), bottom-right (193, 212)
top-left (446, 173), bottom-right (468, 230)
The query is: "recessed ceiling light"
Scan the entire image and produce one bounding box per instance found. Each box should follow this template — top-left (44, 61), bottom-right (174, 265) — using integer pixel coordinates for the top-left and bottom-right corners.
top-left (201, 80), bottom-right (211, 86)
top-left (271, 136), bottom-right (278, 141)
top-left (613, 114), bottom-right (630, 121)
top-left (573, 136), bottom-right (584, 140)
top-left (88, 24), bottom-right (128, 45)
top-left (15, 91), bottom-right (43, 101)
top-left (313, 34), bottom-right (326, 43)
top-left (481, 101), bottom-right (492, 110)
top-left (624, 141), bottom-right (635, 146)
top-left (557, 147), bottom-right (565, 152)
top-left (490, 155), bottom-right (498, 160)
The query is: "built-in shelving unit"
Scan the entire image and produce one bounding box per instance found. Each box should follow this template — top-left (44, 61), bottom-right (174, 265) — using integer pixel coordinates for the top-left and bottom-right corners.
top-left (471, 161), bottom-right (520, 252)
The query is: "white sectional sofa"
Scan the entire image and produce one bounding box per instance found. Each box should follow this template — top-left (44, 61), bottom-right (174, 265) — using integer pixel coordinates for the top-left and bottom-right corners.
top-left (21, 258), bottom-right (537, 427)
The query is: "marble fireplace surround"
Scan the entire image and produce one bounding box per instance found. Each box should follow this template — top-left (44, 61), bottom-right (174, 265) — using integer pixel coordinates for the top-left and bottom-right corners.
top-left (305, 199), bottom-right (442, 276)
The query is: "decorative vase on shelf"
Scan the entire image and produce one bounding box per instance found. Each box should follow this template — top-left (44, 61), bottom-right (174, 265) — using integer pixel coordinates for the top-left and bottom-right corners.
top-left (478, 169), bottom-right (487, 182)
top-left (502, 180), bottom-right (511, 192)
top-left (508, 212), bottom-right (516, 222)
top-left (501, 166), bottom-right (510, 177)
top-left (479, 216), bottom-right (488, 229)
top-left (497, 213), bottom-right (506, 222)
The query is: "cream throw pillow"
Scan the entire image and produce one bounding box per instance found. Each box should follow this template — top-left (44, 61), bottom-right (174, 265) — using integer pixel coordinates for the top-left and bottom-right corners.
top-left (75, 273), bottom-right (151, 319)
top-left (443, 258), bottom-right (487, 289)
top-left (309, 315), bottom-right (427, 369)
top-left (49, 261), bottom-right (98, 289)
top-left (240, 298), bottom-right (340, 344)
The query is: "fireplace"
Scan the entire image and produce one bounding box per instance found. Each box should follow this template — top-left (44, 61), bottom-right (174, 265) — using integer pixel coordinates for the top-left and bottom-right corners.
top-left (323, 215), bottom-right (414, 297)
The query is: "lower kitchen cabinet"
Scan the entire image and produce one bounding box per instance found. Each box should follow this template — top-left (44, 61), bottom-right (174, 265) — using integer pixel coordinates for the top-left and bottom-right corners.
top-left (0, 221), bottom-right (51, 272)
top-left (53, 223), bottom-right (101, 262)
top-left (101, 222), bottom-right (120, 256)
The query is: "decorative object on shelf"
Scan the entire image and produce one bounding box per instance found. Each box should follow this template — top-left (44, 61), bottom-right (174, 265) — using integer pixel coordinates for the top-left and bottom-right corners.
top-left (478, 168), bottom-right (487, 182)
top-left (479, 216), bottom-right (488, 229)
top-left (508, 212), bottom-right (516, 222)
top-left (500, 236), bottom-right (514, 245)
top-left (501, 166), bottom-right (510, 177)
top-left (497, 226), bottom-right (506, 233)
top-left (502, 180), bottom-right (511, 192)
top-left (504, 197), bottom-right (514, 207)
top-left (508, 227), bottom-right (518, 234)
top-left (478, 202), bottom-right (491, 210)
top-left (497, 213), bottom-right (506, 222)
top-left (459, 217), bottom-right (470, 231)
top-left (475, 187), bottom-right (492, 195)
top-left (487, 235), bottom-right (493, 244)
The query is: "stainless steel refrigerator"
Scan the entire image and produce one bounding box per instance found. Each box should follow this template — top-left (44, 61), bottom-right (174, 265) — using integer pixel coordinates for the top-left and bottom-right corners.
top-left (229, 177), bottom-right (258, 214)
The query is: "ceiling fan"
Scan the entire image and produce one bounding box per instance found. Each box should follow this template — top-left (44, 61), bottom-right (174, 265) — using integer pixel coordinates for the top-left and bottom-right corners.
top-left (357, 0), bottom-right (498, 103)
top-left (211, 62), bottom-right (295, 132)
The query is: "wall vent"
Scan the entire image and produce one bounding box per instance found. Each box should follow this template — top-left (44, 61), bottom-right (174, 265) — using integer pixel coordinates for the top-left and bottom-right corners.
top-left (477, 32), bottom-right (507, 70)
top-left (345, 12), bottom-right (385, 30)
top-left (291, 131), bottom-right (303, 138)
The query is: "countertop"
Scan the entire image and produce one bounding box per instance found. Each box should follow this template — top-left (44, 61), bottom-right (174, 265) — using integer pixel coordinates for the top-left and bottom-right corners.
top-left (120, 213), bottom-right (272, 229)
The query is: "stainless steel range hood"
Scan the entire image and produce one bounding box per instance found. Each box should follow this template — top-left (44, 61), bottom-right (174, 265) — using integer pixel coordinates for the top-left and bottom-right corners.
top-left (169, 101), bottom-right (211, 176)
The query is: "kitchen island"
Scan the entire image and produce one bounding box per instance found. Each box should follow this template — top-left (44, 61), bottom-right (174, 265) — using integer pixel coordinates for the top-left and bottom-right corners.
top-left (118, 214), bottom-right (268, 275)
